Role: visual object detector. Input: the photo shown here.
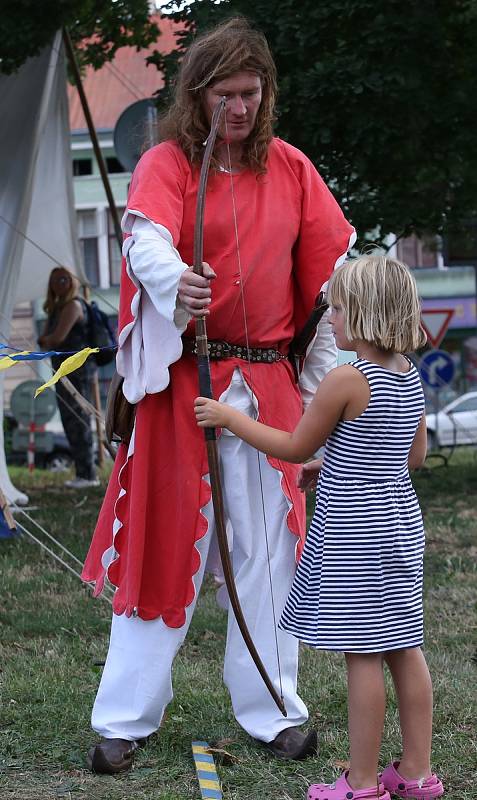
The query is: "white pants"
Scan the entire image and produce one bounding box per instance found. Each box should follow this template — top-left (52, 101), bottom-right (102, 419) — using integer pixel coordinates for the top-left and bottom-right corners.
top-left (92, 380), bottom-right (308, 743)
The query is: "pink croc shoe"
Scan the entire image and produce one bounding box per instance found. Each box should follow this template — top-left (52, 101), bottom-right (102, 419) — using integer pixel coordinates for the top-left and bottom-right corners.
top-left (380, 762), bottom-right (444, 799)
top-left (307, 771), bottom-right (391, 800)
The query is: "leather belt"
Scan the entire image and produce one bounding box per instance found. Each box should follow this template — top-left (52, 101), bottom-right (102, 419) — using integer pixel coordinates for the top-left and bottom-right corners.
top-left (182, 337), bottom-right (287, 363)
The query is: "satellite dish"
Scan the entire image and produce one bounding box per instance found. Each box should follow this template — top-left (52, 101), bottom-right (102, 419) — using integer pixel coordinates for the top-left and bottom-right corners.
top-left (10, 380), bottom-right (57, 427)
top-left (113, 98), bottom-right (158, 172)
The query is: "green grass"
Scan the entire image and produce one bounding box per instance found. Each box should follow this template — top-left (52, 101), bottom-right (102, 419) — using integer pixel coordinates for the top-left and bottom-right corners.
top-left (0, 452), bottom-right (476, 799)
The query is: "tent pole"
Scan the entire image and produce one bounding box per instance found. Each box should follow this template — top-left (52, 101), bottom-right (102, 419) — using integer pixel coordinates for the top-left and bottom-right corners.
top-left (62, 28), bottom-right (123, 251)
top-left (63, 27), bottom-right (122, 470)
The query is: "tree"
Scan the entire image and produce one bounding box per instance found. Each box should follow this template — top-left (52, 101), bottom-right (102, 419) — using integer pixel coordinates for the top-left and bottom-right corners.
top-left (0, 0), bottom-right (159, 75)
top-left (152, 0), bottom-right (477, 246)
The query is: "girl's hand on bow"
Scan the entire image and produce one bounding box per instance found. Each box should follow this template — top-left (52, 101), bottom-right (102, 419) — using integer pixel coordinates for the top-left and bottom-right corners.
top-left (194, 397), bottom-right (231, 429)
top-left (297, 458), bottom-right (323, 492)
top-left (178, 262), bottom-right (216, 317)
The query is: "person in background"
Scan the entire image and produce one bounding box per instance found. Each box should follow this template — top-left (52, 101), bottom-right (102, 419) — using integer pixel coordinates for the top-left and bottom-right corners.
top-left (39, 266), bottom-right (98, 489)
top-left (82, 16), bottom-right (355, 774)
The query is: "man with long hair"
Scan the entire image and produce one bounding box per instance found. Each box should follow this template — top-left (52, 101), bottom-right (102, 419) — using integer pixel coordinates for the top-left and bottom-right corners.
top-left (83, 16), bottom-right (355, 774)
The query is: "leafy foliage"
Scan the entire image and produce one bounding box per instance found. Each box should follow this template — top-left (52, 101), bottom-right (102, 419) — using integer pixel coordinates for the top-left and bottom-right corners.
top-left (152, 0), bottom-right (477, 245)
top-left (0, 0), bottom-right (159, 75)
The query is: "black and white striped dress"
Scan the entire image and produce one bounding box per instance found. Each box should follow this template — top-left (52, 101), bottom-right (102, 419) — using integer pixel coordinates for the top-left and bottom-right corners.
top-left (279, 358), bottom-right (426, 653)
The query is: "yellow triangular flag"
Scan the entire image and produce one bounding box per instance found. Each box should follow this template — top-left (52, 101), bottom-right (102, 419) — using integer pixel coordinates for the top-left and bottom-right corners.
top-left (34, 348), bottom-right (99, 396)
top-left (0, 352), bottom-right (31, 371)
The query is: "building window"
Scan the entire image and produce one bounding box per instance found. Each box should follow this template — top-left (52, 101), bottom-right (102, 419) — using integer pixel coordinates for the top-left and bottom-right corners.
top-left (106, 156), bottom-right (126, 174)
top-left (108, 208), bottom-right (125, 285)
top-left (77, 210), bottom-right (100, 286)
top-left (73, 158), bottom-right (93, 176)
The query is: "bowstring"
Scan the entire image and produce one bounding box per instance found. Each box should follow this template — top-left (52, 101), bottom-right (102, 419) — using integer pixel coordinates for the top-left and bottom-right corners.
top-left (223, 114), bottom-right (284, 703)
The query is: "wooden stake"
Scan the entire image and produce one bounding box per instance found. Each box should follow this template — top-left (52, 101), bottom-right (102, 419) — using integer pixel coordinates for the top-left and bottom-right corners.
top-left (82, 286), bottom-right (105, 469)
top-left (0, 489), bottom-right (16, 530)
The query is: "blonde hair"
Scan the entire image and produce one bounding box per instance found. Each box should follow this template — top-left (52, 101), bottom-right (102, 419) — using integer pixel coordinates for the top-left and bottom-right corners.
top-left (43, 267), bottom-right (80, 316)
top-left (158, 16), bottom-right (277, 173)
top-left (327, 255), bottom-right (427, 353)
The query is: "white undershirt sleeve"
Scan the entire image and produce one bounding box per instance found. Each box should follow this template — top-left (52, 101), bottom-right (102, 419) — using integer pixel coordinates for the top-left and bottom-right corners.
top-left (298, 308), bottom-right (337, 409)
top-left (117, 212), bottom-right (192, 403)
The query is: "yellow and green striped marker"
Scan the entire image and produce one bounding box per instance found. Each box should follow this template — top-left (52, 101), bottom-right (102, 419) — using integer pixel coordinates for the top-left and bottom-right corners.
top-left (192, 741), bottom-right (222, 799)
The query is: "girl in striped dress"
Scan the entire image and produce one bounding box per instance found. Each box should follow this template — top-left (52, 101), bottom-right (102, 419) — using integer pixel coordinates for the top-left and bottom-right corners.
top-left (195, 255), bottom-right (444, 800)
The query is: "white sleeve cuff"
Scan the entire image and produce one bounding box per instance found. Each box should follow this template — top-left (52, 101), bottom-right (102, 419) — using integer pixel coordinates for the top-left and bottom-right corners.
top-left (123, 213), bottom-right (191, 327)
top-left (298, 308), bottom-right (337, 409)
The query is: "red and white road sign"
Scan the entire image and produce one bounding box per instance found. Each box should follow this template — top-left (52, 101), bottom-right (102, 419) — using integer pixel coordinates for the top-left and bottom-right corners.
top-left (420, 308), bottom-right (454, 349)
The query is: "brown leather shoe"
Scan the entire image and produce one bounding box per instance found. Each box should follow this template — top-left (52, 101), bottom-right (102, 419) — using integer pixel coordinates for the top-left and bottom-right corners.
top-left (87, 737), bottom-right (141, 774)
top-left (265, 726), bottom-right (318, 760)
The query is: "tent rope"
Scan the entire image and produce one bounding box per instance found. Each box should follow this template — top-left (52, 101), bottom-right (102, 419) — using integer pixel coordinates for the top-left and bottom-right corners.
top-left (11, 511), bottom-right (114, 605)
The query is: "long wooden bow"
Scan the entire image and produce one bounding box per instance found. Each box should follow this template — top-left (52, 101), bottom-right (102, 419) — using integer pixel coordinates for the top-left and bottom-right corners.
top-left (193, 98), bottom-right (286, 716)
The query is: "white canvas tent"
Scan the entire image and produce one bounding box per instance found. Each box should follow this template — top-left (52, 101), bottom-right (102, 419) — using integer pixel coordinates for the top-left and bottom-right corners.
top-left (0, 33), bottom-right (84, 503)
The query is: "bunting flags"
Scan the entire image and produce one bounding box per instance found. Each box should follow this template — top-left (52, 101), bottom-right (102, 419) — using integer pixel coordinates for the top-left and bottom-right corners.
top-left (0, 344), bottom-right (114, 395)
top-left (0, 351), bottom-right (32, 371)
top-left (34, 348), bottom-right (99, 395)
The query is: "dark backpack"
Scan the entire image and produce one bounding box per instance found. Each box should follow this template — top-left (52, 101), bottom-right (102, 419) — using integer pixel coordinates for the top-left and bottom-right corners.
top-left (84, 300), bottom-right (117, 367)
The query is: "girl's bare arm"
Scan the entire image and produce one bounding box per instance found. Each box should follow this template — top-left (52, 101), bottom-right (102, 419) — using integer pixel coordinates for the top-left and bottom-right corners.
top-left (194, 366), bottom-right (359, 463)
top-left (408, 413), bottom-right (427, 469)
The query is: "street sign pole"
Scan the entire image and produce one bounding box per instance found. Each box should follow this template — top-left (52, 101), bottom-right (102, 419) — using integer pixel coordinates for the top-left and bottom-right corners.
top-left (433, 389), bottom-right (439, 445)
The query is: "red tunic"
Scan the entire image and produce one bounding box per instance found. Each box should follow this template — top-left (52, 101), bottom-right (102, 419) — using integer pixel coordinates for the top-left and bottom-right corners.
top-left (82, 138), bottom-right (355, 626)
